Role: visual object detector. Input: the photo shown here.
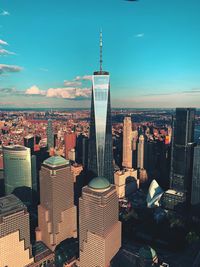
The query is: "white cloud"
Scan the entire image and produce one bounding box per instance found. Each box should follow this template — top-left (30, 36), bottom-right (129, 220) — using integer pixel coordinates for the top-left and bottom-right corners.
top-left (25, 85), bottom-right (45, 95)
top-left (25, 85), bottom-right (91, 99)
top-left (64, 80), bottom-right (82, 87)
top-left (0, 64), bottom-right (22, 75)
top-left (0, 39), bottom-right (8, 45)
top-left (0, 49), bottom-right (15, 56)
top-left (135, 33), bottom-right (144, 38)
top-left (46, 87), bottom-right (91, 99)
top-left (39, 68), bottom-right (48, 72)
top-left (75, 75), bottom-right (92, 81)
top-left (0, 10), bottom-right (10, 16)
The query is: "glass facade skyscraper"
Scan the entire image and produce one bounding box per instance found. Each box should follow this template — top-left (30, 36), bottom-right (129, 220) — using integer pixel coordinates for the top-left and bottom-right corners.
top-left (191, 145), bottom-right (200, 205)
top-left (170, 108), bottom-right (196, 204)
top-left (88, 32), bottom-right (113, 183)
top-left (3, 145), bottom-right (33, 206)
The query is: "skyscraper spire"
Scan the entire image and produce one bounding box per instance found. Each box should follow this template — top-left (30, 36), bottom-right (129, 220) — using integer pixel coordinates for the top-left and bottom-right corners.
top-left (100, 29), bottom-right (103, 72)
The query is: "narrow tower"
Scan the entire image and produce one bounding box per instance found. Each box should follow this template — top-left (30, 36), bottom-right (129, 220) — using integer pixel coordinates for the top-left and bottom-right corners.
top-left (122, 117), bottom-right (133, 169)
top-left (88, 31), bottom-right (114, 183)
top-left (137, 135), bottom-right (145, 169)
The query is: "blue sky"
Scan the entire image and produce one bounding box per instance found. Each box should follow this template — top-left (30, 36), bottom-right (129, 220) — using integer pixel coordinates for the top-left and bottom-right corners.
top-left (0, 0), bottom-right (200, 108)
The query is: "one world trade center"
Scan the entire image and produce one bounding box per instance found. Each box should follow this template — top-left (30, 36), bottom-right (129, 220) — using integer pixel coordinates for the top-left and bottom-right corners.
top-left (88, 31), bottom-right (114, 184)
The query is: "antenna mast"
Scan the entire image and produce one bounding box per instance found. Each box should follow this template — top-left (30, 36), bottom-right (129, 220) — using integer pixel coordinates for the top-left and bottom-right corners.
top-left (100, 30), bottom-right (103, 72)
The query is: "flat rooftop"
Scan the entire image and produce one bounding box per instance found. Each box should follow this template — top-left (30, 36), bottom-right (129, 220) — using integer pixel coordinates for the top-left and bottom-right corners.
top-left (0, 194), bottom-right (26, 217)
top-left (3, 145), bottom-right (28, 151)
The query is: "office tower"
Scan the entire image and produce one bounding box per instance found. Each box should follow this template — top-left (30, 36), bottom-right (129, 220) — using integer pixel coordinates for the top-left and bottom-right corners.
top-left (191, 145), bottom-right (200, 205)
top-left (137, 135), bottom-right (145, 169)
top-left (24, 134), bottom-right (35, 154)
top-left (76, 134), bottom-right (89, 168)
top-left (47, 119), bottom-right (54, 150)
top-left (0, 194), bottom-right (33, 267)
top-left (88, 31), bottom-right (114, 183)
top-left (79, 176), bottom-right (121, 267)
top-left (3, 145), bottom-right (33, 205)
top-left (122, 117), bottom-right (133, 169)
top-left (170, 108), bottom-right (196, 204)
top-left (64, 132), bottom-right (76, 159)
top-left (114, 169), bottom-right (138, 198)
top-left (36, 156), bottom-right (77, 251)
top-left (68, 148), bottom-right (76, 161)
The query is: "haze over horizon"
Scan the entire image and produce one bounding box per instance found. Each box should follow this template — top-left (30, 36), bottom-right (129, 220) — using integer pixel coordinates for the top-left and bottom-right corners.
top-left (1, 0), bottom-right (200, 108)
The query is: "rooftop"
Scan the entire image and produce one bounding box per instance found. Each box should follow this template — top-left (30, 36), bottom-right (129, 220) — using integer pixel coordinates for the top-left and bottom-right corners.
top-left (88, 176), bottom-right (111, 191)
top-left (139, 246), bottom-right (157, 260)
top-left (0, 194), bottom-right (26, 217)
top-left (43, 156), bottom-right (69, 168)
top-left (3, 145), bottom-right (28, 151)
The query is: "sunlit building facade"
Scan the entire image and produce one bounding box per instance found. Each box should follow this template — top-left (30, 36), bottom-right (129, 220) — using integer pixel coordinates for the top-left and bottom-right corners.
top-left (88, 32), bottom-right (113, 183)
top-left (122, 117), bottom-right (133, 169)
top-left (36, 156), bottom-right (77, 251)
top-left (3, 145), bottom-right (33, 205)
top-left (79, 176), bottom-right (121, 267)
top-left (0, 194), bottom-right (33, 267)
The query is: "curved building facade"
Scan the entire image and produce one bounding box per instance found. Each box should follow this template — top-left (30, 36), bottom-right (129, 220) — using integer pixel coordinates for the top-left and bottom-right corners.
top-left (3, 145), bottom-right (32, 196)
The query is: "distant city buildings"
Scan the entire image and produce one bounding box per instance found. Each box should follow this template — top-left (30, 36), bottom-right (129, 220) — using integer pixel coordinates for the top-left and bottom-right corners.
top-left (0, 194), bottom-right (34, 267)
top-left (36, 156), bottom-right (77, 251)
top-left (122, 117), bottom-right (133, 169)
top-left (79, 176), bottom-right (121, 267)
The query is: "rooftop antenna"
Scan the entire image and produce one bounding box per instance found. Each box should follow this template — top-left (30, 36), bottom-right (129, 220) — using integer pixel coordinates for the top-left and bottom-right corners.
top-left (100, 29), bottom-right (103, 72)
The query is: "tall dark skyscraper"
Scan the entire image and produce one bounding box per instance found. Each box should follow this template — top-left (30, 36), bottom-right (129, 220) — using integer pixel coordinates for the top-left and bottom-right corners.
top-left (88, 31), bottom-right (113, 183)
top-left (191, 145), bottom-right (200, 205)
top-left (170, 108), bottom-right (196, 204)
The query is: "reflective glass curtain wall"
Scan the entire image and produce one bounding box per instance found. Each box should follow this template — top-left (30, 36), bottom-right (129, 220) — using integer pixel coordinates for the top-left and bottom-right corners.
top-left (88, 71), bottom-right (113, 184)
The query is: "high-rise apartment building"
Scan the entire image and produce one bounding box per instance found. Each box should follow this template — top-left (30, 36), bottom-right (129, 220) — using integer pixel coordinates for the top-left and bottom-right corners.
top-left (137, 135), bottom-right (145, 169)
top-left (170, 108), bottom-right (196, 205)
top-left (24, 134), bottom-right (35, 154)
top-left (191, 145), bottom-right (200, 205)
top-left (88, 31), bottom-right (114, 183)
top-left (0, 194), bottom-right (33, 267)
top-left (36, 156), bottom-right (77, 251)
top-left (79, 176), bottom-right (121, 267)
top-left (122, 117), bottom-right (133, 169)
top-left (47, 119), bottom-right (54, 150)
top-left (3, 145), bottom-right (33, 205)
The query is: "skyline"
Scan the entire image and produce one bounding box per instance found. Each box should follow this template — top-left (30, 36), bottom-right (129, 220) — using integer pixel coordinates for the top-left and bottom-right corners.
top-left (1, 0), bottom-right (200, 108)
